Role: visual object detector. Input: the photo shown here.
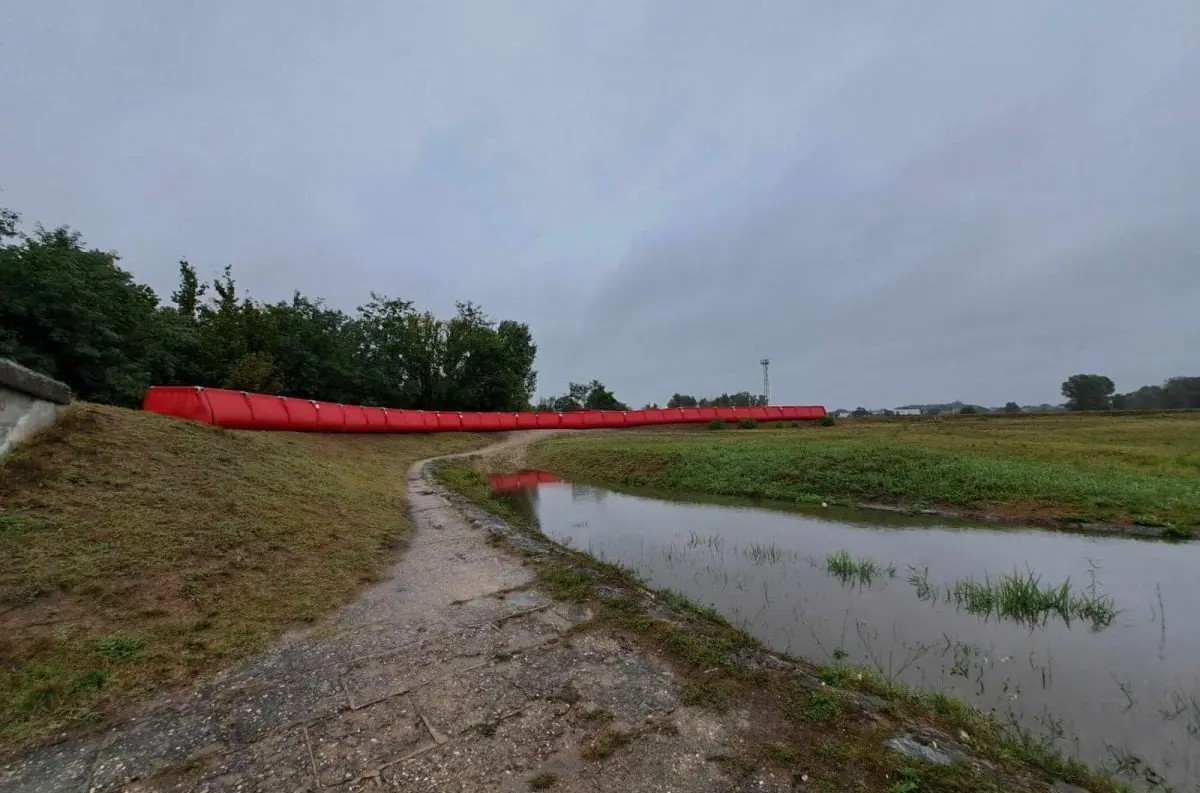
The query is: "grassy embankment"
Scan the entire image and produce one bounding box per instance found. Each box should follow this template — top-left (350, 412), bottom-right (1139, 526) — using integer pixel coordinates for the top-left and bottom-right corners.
top-left (528, 413), bottom-right (1200, 534)
top-left (434, 459), bottom-right (1130, 793)
top-left (0, 404), bottom-right (491, 754)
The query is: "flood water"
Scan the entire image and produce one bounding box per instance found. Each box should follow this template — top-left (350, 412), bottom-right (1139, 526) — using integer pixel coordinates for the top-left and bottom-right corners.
top-left (500, 476), bottom-right (1200, 791)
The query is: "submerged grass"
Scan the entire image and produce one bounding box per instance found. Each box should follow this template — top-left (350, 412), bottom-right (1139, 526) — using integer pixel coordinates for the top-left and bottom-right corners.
top-left (908, 566), bottom-right (1117, 629)
top-left (434, 459), bottom-right (1134, 793)
top-left (0, 403), bottom-right (492, 754)
top-left (526, 413), bottom-right (1200, 531)
top-left (825, 551), bottom-right (895, 585)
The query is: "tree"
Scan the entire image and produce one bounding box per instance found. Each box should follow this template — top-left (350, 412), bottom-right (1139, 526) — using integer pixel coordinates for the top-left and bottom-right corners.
top-left (1061, 374), bottom-right (1115, 411)
top-left (0, 225), bottom-right (161, 406)
top-left (0, 204), bottom-right (542, 412)
top-left (541, 381), bottom-right (628, 412)
top-left (1003, 402), bottom-right (1022, 414)
top-left (667, 393), bottom-right (698, 408)
top-left (959, 405), bottom-right (979, 414)
top-left (852, 407), bottom-right (869, 418)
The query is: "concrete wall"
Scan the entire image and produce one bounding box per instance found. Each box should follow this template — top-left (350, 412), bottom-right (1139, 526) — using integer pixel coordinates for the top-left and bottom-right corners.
top-left (0, 359), bottom-right (71, 457)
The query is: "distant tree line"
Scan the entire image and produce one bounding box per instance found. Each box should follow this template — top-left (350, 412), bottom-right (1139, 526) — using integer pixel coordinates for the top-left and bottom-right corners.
top-left (0, 207), bottom-right (538, 410)
top-left (1062, 373), bottom-right (1200, 411)
top-left (534, 381), bottom-right (628, 412)
top-left (666, 391), bottom-right (767, 409)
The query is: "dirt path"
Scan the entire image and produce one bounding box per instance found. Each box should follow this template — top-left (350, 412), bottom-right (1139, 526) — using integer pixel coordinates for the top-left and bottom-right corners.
top-left (1, 433), bottom-right (754, 793)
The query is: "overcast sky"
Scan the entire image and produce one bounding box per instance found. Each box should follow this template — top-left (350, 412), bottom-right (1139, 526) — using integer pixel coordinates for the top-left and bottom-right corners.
top-left (3, 2), bottom-right (1197, 409)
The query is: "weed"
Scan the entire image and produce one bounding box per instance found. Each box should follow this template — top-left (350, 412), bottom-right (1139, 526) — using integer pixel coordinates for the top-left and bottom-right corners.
top-left (784, 689), bottom-right (843, 723)
top-left (491, 652), bottom-right (515, 663)
top-left (582, 709), bottom-right (614, 723)
top-left (707, 419), bottom-right (725, 430)
top-left (941, 570), bottom-right (1117, 628)
top-left (94, 636), bottom-right (146, 664)
top-left (678, 678), bottom-right (740, 710)
top-left (528, 771), bottom-right (558, 789)
top-left (736, 419), bottom-right (758, 430)
top-left (582, 729), bottom-right (633, 760)
top-left (889, 766), bottom-right (922, 793)
top-left (817, 416), bottom-right (837, 427)
top-left (474, 722), bottom-right (498, 738)
top-left (819, 666), bottom-right (849, 688)
top-left (769, 741), bottom-right (801, 764)
top-left (825, 551), bottom-right (891, 586)
top-left (71, 669), bottom-right (108, 694)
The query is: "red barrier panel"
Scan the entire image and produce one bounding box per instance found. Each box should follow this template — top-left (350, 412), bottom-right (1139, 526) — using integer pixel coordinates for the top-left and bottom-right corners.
top-left (244, 393), bottom-right (291, 430)
top-left (362, 407), bottom-right (388, 431)
top-left (559, 412), bottom-right (587, 429)
top-left (204, 389), bottom-right (256, 429)
top-left (343, 405), bottom-right (369, 432)
top-left (382, 409), bottom-right (420, 432)
top-left (535, 413), bottom-right (561, 429)
top-left (436, 412), bottom-right (462, 431)
top-left (143, 387), bottom-right (825, 433)
top-left (600, 411), bottom-right (626, 428)
top-left (489, 470), bottom-right (564, 491)
top-left (581, 412), bottom-right (606, 429)
top-left (281, 398), bottom-right (318, 431)
top-left (144, 386), bottom-right (216, 424)
top-left (315, 402), bottom-right (346, 431)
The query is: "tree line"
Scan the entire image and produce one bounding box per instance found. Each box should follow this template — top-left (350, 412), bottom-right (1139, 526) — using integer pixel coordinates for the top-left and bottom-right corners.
top-left (1062, 374), bottom-right (1200, 412)
top-left (0, 207), bottom-right (537, 410)
top-left (666, 392), bottom-right (767, 409)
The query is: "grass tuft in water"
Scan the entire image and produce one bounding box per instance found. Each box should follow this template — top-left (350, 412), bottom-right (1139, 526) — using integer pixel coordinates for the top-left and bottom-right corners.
top-left (915, 569), bottom-right (1119, 629)
top-left (825, 551), bottom-right (895, 586)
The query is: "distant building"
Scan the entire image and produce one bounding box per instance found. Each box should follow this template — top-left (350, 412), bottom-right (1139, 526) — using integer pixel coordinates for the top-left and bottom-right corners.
top-left (832, 410), bottom-right (852, 419)
top-left (894, 408), bottom-right (920, 416)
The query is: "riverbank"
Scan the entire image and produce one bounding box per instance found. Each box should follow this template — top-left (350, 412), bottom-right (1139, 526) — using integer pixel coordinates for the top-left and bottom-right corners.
top-left (434, 455), bottom-right (1130, 793)
top-left (0, 403), bottom-right (493, 754)
top-left (526, 413), bottom-right (1200, 536)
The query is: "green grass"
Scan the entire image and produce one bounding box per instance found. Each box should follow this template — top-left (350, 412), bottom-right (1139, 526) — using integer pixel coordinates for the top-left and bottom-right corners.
top-left (825, 551), bottom-right (895, 585)
top-left (908, 566), bottom-right (1118, 628)
top-left (0, 403), bottom-right (493, 754)
top-left (527, 414), bottom-right (1200, 530)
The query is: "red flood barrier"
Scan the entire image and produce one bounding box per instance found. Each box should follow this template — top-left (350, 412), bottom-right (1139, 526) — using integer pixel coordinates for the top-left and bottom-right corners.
top-left (143, 386), bottom-right (824, 433)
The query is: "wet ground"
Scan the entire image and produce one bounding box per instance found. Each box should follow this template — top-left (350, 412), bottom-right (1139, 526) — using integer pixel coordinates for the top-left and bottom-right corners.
top-left (514, 477), bottom-right (1200, 791)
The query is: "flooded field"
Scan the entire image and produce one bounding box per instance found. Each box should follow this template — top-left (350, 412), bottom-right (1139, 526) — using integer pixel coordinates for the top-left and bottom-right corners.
top-left (498, 475), bottom-right (1200, 791)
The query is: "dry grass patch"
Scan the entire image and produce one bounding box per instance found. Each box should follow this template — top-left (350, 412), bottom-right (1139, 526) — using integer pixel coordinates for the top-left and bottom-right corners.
top-left (0, 403), bottom-right (492, 753)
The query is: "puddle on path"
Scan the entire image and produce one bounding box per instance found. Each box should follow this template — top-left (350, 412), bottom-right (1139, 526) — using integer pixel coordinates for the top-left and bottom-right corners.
top-left (492, 473), bottom-right (1200, 791)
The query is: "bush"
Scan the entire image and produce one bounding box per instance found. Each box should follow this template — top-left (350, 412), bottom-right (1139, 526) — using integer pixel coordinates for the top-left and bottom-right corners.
top-left (707, 419), bottom-right (725, 430)
top-left (736, 419), bottom-right (758, 430)
top-left (816, 416), bottom-right (836, 427)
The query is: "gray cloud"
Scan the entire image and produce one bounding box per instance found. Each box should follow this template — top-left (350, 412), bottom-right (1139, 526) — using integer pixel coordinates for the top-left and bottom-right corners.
top-left (3, 1), bottom-right (1197, 409)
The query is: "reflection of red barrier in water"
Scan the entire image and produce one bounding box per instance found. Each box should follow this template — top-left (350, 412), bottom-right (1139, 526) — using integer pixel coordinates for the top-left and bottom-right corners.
top-left (489, 470), bottom-right (563, 492)
top-left (143, 386), bottom-right (826, 433)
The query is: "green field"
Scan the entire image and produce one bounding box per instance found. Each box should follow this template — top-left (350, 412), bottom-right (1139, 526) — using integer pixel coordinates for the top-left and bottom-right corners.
top-left (528, 413), bottom-right (1200, 532)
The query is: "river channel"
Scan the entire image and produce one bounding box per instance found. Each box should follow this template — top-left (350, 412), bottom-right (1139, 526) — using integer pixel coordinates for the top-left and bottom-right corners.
top-left (495, 475), bottom-right (1200, 791)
